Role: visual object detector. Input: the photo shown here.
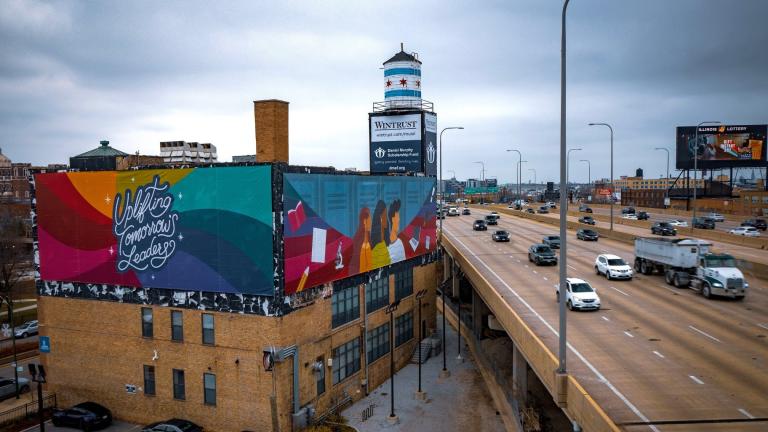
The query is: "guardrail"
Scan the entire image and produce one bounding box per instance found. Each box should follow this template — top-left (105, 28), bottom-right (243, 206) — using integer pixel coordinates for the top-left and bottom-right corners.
top-left (0, 393), bottom-right (56, 428)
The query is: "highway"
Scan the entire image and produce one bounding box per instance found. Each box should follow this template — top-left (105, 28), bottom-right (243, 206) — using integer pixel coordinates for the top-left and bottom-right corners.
top-left (442, 209), bottom-right (768, 431)
top-left (585, 205), bottom-right (752, 234)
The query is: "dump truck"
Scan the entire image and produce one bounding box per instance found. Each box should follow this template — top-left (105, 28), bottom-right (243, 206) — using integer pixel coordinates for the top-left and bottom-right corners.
top-left (633, 237), bottom-right (747, 300)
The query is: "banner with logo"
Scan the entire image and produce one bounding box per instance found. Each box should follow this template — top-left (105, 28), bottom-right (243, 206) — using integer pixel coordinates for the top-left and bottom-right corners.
top-left (424, 112), bottom-right (437, 176)
top-left (676, 124), bottom-right (767, 169)
top-left (283, 173), bottom-right (437, 295)
top-left (35, 166), bottom-right (275, 295)
top-left (369, 113), bottom-right (423, 173)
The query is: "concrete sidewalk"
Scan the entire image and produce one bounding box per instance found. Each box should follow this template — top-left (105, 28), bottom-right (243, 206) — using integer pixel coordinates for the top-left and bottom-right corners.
top-left (342, 314), bottom-right (506, 432)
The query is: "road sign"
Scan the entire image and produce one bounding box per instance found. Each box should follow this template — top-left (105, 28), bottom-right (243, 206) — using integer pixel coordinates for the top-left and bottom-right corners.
top-left (39, 336), bottom-right (50, 353)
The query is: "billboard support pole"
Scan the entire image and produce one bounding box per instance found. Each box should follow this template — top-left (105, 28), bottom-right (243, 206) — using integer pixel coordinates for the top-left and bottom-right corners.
top-left (692, 121), bottom-right (721, 227)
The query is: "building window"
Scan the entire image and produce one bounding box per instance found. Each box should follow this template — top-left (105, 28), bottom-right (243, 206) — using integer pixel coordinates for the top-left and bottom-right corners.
top-left (316, 356), bottom-right (326, 396)
top-left (394, 268), bottom-right (413, 301)
top-left (366, 277), bottom-right (389, 314)
top-left (141, 308), bottom-right (153, 338)
top-left (332, 337), bottom-right (361, 385)
top-left (173, 369), bottom-right (185, 400)
top-left (202, 314), bottom-right (215, 345)
top-left (331, 285), bottom-right (359, 328)
top-left (143, 365), bottom-right (155, 396)
top-left (203, 373), bottom-right (216, 406)
top-left (395, 311), bottom-right (414, 347)
top-left (171, 311), bottom-right (183, 342)
top-left (367, 323), bottom-right (390, 364)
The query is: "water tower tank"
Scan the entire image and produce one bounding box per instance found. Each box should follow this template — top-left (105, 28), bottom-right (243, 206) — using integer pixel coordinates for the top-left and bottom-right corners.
top-left (383, 44), bottom-right (422, 109)
top-left (636, 168), bottom-right (643, 178)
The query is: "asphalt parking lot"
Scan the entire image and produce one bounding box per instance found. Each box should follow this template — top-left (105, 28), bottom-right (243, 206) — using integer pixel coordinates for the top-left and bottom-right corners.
top-left (22, 420), bottom-right (142, 432)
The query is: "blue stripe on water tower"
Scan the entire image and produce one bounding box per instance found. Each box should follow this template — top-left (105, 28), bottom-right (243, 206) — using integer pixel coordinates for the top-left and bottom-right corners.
top-left (384, 68), bottom-right (422, 77)
top-left (385, 90), bottom-right (422, 98)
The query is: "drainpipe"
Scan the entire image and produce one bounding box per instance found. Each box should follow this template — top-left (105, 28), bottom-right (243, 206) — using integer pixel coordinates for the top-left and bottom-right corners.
top-left (267, 345), bottom-right (300, 415)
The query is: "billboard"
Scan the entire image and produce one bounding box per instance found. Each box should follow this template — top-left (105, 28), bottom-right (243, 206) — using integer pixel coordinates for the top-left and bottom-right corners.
top-left (424, 113), bottom-right (437, 176)
top-left (283, 174), bottom-right (437, 295)
top-left (370, 113), bottom-right (423, 173)
top-left (35, 166), bottom-right (275, 295)
top-left (676, 125), bottom-right (767, 169)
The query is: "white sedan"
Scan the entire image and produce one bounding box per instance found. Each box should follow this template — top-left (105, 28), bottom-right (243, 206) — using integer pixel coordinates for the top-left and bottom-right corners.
top-left (667, 219), bottom-right (689, 228)
top-left (707, 212), bottom-right (725, 222)
top-left (729, 226), bottom-right (761, 237)
top-left (621, 214), bottom-right (638, 220)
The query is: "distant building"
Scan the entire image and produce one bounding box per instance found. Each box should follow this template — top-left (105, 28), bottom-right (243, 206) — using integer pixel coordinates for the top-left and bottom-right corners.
top-left (614, 175), bottom-right (706, 190)
top-left (232, 155), bottom-right (257, 163)
top-left (160, 141), bottom-right (218, 164)
top-left (115, 154), bottom-right (166, 170)
top-left (70, 140), bottom-right (129, 171)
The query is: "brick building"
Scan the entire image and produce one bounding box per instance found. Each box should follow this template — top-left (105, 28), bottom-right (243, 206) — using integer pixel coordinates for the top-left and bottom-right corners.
top-left (36, 100), bottom-right (439, 432)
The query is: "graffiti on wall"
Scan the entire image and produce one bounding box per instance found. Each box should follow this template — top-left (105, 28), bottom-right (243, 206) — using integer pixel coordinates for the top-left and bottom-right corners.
top-left (283, 174), bottom-right (436, 295)
top-left (35, 166), bottom-right (275, 296)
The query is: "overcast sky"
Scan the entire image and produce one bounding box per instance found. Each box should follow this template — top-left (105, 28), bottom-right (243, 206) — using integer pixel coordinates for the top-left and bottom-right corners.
top-left (1, 0), bottom-right (767, 184)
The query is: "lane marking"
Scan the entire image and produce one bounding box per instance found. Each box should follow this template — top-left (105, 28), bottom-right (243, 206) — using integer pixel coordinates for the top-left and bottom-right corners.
top-left (688, 375), bottom-right (705, 385)
top-left (543, 277), bottom-right (548, 281)
top-left (652, 351), bottom-right (665, 359)
top-left (738, 408), bottom-right (755, 419)
top-left (610, 286), bottom-right (630, 296)
top-left (567, 265), bottom-right (577, 270)
top-left (758, 323), bottom-right (768, 331)
top-left (688, 325), bottom-right (722, 343)
top-left (532, 270), bottom-right (538, 274)
top-left (624, 331), bottom-right (634, 338)
top-left (444, 227), bottom-right (659, 431)
top-left (601, 316), bottom-right (610, 322)
top-left (524, 264), bottom-right (529, 268)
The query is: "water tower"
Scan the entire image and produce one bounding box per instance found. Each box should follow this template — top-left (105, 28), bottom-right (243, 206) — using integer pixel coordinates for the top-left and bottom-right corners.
top-left (369, 44), bottom-right (437, 176)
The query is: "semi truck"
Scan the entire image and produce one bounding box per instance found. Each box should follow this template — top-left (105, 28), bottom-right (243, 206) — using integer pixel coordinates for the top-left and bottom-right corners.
top-left (633, 237), bottom-right (747, 300)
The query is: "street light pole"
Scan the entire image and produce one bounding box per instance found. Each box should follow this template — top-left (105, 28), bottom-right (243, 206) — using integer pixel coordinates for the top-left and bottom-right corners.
top-left (692, 121), bottom-right (721, 226)
top-left (558, 0), bottom-right (571, 375)
top-left (506, 149), bottom-right (522, 203)
top-left (385, 300), bottom-right (401, 424)
top-left (580, 160), bottom-right (590, 186)
top-left (28, 363), bottom-right (46, 432)
top-left (566, 148), bottom-right (582, 187)
top-left (654, 147), bottom-right (670, 205)
top-left (588, 122), bottom-right (614, 230)
top-left (473, 161), bottom-right (485, 204)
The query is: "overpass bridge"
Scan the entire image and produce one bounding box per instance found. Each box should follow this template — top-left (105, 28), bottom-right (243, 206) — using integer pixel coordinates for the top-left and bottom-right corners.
top-left (439, 208), bottom-right (768, 431)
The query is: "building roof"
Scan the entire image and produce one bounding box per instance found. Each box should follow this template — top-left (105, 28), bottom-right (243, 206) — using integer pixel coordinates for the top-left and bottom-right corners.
top-left (0, 148), bottom-right (10, 166)
top-left (72, 141), bottom-right (129, 158)
top-left (383, 50), bottom-right (421, 65)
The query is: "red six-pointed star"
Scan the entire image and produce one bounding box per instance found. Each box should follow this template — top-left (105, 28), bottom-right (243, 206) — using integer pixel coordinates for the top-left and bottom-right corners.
top-left (385, 79), bottom-right (392, 87)
top-left (399, 78), bottom-right (407, 87)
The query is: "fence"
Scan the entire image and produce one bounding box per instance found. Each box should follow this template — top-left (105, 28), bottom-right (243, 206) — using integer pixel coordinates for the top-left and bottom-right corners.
top-left (0, 393), bottom-right (57, 428)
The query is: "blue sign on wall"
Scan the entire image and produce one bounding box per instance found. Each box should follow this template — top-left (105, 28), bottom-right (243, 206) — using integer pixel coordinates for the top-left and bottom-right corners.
top-left (39, 336), bottom-right (51, 353)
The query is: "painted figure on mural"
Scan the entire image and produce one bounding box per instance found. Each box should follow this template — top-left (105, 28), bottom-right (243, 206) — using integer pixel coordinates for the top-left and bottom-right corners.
top-left (350, 207), bottom-right (373, 274)
top-left (387, 199), bottom-right (405, 263)
top-left (370, 200), bottom-right (391, 268)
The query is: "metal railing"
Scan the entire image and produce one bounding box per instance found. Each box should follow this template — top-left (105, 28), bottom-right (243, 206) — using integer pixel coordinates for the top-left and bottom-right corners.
top-left (372, 100), bottom-right (434, 113)
top-left (0, 393), bottom-right (57, 427)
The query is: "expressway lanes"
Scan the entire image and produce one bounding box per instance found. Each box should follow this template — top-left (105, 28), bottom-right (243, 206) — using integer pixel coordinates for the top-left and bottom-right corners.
top-left (586, 205), bottom-right (745, 233)
top-left (443, 212), bottom-right (768, 429)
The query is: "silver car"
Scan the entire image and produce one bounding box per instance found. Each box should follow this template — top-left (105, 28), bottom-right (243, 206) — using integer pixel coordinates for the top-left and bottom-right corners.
top-left (0, 377), bottom-right (30, 400)
top-left (14, 320), bottom-right (38, 338)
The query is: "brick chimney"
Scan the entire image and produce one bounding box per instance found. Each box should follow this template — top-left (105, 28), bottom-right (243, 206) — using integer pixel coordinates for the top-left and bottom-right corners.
top-left (253, 99), bottom-right (289, 163)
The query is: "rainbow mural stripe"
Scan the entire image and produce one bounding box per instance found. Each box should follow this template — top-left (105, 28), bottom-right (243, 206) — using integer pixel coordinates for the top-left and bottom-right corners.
top-left (283, 173), bottom-right (437, 295)
top-left (35, 166), bottom-right (274, 296)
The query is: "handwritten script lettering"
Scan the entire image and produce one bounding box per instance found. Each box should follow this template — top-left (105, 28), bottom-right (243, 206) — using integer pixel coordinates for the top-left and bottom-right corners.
top-left (112, 175), bottom-right (179, 273)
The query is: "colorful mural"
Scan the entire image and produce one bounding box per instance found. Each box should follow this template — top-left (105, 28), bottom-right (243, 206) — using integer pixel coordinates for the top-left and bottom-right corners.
top-left (35, 166), bottom-right (274, 295)
top-left (283, 174), bottom-right (437, 295)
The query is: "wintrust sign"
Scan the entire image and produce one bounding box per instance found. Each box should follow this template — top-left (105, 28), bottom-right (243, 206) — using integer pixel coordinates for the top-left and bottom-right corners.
top-left (370, 113), bottom-right (422, 173)
top-left (424, 112), bottom-right (437, 176)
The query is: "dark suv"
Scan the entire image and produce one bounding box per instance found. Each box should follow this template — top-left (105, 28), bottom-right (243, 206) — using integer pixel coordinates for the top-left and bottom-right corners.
top-left (651, 222), bottom-right (676, 236)
top-left (579, 205), bottom-right (593, 213)
top-left (578, 216), bottom-right (596, 225)
top-left (542, 235), bottom-right (561, 249)
top-left (622, 207), bottom-right (636, 215)
top-left (636, 211), bottom-right (649, 220)
top-left (528, 244), bottom-right (557, 266)
top-left (484, 215), bottom-right (499, 225)
top-left (492, 230), bottom-right (510, 242)
top-left (742, 219), bottom-right (767, 231)
top-left (693, 217), bottom-right (715, 229)
top-left (576, 229), bottom-right (599, 241)
top-left (473, 220), bottom-right (487, 231)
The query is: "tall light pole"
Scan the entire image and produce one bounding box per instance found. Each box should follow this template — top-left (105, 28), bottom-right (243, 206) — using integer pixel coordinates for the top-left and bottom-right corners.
top-left (654, 147), bottom-right (670, 205)
top-left (473, 161), bottom-right (485, 204)
top-left (438, 126), bottom-right (462, 381)
top-left (506, 149), bottom-right (522, 203)
top-left (588, 122), bottom-right (614, 231)
top-left (566, 148), bottom-right (582, 186)
top-left (692, 121), bottom-right (720, 225)
top-left (580, 159), bottom-right (591, 187)
top-left (529, 168), bottom-right (536, 185)
top-left (558, 0), bottom-right (571, 375)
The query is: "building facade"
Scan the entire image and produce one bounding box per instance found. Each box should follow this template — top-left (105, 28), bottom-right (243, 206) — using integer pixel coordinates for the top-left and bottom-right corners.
top-left (160, 141), bottom-right (218, 164)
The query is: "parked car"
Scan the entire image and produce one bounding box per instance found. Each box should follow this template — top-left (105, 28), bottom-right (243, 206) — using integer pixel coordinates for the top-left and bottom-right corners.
top-left (473, 220), bottom-right (487, 231)
top-left (594, 254), bottom-right (633, 280)
top-left (576, 229), bottom-right (599, 241)
top-left (742, 218), bottom-right (767, 231)
top-left (636, 211), bottom-right (649, 220)
top-left (578, 216), bottom-right (595, 225)
top-left (0, 377), bottom-right (30, 400)
top-left (542, 235), bottom-right (561, 249)
top-left (729, 226), bottom-right (761, 237)
top-left (53, 402), bottom-right (113, 431)
top-left (556, 278), bottom-right (601, 311)
top-left (14, 320), bottom-right (38, 338)
top-left (537, 206), bottom-right (549, 214)
top-left (621, 213), bottom-right (638, 220)
top-left (692, 217), bottom-right (715, 230)
top-left (462, 208), bottom-right (471, 215)
top-left (707, 212), bottom-right (725, 222)
top-left (651, 222), bottom-right (677, 236)
top-left (142, 419), bottom-right (203, 432)
top-left (492, 230), bottom-right (510, 242)
top-left (621, 207), bottom-right (636, 214)
top-left (579, 205), bottom-right (593, 213)
top-left (526, 208), bottom-right (535, 214)
top-left (484, 215), bottom-right (498, 225)
top-left (528, 244), bottom-right (558, 266)
top-left (667, 219), bottom-right (688, 228)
